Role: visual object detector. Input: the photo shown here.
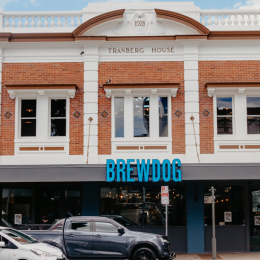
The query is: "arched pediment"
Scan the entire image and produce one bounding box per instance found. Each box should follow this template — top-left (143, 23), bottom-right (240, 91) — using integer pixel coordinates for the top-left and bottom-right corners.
top-left (73, 8), bottom-right (209, 37)
top-left (73, 9), bottom-right (125, 37)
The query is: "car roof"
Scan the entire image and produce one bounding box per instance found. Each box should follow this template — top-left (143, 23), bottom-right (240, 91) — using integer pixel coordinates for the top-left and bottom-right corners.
top-left (68, 216), bottom-right (111, 221)
top-left (0, 226), bottom-right (10, 229)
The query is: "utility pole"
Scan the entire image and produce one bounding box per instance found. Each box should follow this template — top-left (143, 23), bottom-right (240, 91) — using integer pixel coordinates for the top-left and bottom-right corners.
top-left (209, 186), bottom-right (217, 260)
top-left (165, 204), bottom-right (168, 236)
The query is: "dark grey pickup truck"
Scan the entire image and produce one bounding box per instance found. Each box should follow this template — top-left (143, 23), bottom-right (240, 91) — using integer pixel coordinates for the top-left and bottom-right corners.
top-left (23, 216), bottom-right (176, 260)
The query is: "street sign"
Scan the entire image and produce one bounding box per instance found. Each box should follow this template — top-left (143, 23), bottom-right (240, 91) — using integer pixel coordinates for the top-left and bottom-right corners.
top-left (161, 186), bottom-right (169, 205)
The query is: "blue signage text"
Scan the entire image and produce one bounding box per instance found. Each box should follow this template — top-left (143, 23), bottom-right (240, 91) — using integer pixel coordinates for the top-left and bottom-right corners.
top-left (106, 159), bottom-right (181, 182)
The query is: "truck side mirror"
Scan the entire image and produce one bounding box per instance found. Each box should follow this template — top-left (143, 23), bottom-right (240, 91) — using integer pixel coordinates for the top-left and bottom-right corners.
top-left (0, 241), bottom-right (6, 247)
top-left (118, 228), bottom-right (125, 234)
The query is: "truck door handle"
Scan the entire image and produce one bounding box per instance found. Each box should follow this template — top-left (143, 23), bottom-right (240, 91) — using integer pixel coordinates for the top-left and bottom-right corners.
top-left (67, 234), bottom-right (74, 237)
top-left (94, 234), bottom-right (101, 238)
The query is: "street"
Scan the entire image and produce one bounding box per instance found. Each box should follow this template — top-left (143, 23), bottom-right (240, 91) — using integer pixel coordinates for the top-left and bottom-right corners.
top-left (177, 253), bottom-right (260, 260)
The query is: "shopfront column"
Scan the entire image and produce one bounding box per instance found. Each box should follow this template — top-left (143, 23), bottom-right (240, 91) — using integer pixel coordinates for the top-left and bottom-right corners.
top-left (186, 183), bottom-right (204, 253)
top-left (82, 183), bottom-right (100, 216)
top-left (82, 42), bottom-right (100, 164)
top-left (181, 41), bottom-right (201, 163)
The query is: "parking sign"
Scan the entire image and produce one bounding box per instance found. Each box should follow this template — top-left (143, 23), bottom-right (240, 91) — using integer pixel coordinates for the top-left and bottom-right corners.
top-left (161, 186), bottom-right (169, 205)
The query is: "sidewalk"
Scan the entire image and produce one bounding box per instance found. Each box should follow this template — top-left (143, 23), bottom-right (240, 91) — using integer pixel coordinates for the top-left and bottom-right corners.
top-left (176, 253), bottom-right (260, 260)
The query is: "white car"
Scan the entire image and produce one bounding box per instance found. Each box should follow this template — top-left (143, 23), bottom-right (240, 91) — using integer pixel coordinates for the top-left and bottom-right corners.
top-left (0, 227), bottom-right (66, 260)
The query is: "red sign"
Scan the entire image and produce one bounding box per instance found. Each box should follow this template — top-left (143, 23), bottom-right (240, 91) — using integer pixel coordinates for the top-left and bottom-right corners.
top-left (161, 186), bottom-right (169, 205)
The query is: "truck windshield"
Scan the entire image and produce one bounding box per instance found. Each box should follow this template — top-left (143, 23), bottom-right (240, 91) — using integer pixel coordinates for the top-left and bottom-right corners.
top-left (0, 229), bottom-right (38, 245)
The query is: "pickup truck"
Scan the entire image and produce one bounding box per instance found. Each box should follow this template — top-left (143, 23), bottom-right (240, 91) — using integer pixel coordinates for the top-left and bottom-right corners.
top-left (23, 216), bottom-right (176, 260)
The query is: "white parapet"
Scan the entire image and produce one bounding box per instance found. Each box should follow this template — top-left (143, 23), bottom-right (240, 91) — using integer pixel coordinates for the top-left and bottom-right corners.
top-left (200, 9), bottom-right (260, 30)
top-left (1, 11), bottom-right (82, 33)
top-left (0, 3), bottom-right (260, 33)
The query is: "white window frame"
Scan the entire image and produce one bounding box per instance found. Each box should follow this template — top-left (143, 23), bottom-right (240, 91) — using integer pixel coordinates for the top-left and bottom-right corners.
top-left (19, 98), bottom-right (37, 139)
top-left (112, 92), bottom-right (172, 141)
top-left (246, 95), bottom-right (260, 136)
top-left (10, 89), bottom-right (73, 155)
top-left (209, 87), bottom-right (260, 153)
top-left (214, 95), bottom-right (235, 138)
top-left (49, 98), bottom-right (68, 138)
top-left (108, 87), bottom-right (176, 154)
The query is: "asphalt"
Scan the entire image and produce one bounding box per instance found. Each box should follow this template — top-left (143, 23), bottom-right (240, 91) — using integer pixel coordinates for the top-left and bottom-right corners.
top-left (176, 253), bottom-right (260, 260)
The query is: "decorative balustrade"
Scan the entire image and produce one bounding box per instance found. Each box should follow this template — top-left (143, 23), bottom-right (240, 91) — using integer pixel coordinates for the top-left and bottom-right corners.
top-left (2, 11), bottom-right (82, 31)
top-left (0, 9), bottom-right (260, 32)
top-left (200, 10), bottom-right (260, 28)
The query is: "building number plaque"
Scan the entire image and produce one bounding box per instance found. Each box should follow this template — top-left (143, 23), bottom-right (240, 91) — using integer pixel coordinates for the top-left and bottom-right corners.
top-left (133, 13), bottom-right (147, 34)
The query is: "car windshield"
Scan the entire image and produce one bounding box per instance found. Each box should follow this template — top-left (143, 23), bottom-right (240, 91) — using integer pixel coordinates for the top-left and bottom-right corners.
top-left (0, 229), bottom-right (38, 245)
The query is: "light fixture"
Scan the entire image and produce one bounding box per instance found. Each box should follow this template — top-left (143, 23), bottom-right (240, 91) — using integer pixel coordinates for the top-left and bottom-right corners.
top-left (26, 109), bottom-right (33, 112)
top-left (25, 121), bottom-right (32, 124)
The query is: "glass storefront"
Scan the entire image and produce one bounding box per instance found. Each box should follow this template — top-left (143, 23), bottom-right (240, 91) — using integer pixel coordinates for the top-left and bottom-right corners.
top-left (100, 186), bottom-right (186, 227)
top-left (2, 188), bottom-right (32, 226)
top-left (204, 186), bottom-right (245, 226)
top-left (251, 189), bottom-right (260, 251)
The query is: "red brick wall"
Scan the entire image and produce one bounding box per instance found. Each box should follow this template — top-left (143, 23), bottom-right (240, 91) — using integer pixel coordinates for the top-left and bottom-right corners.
top-left (1, 63), bottom-right (84, 155)
top-left (199, 60), bottom-right (260, 154)
top-left (98, 61), bottom-right (185, 155)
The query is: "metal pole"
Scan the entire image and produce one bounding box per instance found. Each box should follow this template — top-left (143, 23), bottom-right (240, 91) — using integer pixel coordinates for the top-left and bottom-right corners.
top-left (210, 186), bottom-right (217, 260)
top-left (165, 204), bottom-right (168, 236)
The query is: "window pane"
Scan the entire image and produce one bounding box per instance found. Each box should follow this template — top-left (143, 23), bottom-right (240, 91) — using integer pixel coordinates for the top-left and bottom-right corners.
top-left (2, 188), bottom-right (32, 226)
top-left (217, 117), bottom-right (233, 134)
top-left (51, 99), bottom-right (66, 118)
top-left (204, 186), bottom-right (245, 226)
top-left (144, 187), bottom-right (186, 227)
top-left (159, 97), bottom-right (168, 137)
top-left (95, 222), bottom-right (118, 233)
top-left (39, 190), bottom-right (60, 224)
top-left (100, 187), bottom-right (143, 226)
top-left (21, 119), bottom-right (36, 137)
top-left (21, 100), bottom-right (36, 118)
top-left (217, 97), bottom-right (232, 116)
top-left (51, 119), bottom-right (66, 136)
top-left (247, 97), bottom-right (260, 115)
top-left (115, 98), bottom-right (124, 137)
top-left (65, 190), bottom-right (81, 217)
top-left (71, 222), bottom-right (91, 231)
top-left (247, 117), bottom-right (260, 134)
top-left (133, 97), bottom-right (149, 137)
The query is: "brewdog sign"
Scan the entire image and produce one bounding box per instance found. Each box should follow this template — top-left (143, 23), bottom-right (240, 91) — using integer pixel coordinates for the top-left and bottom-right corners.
top-left (106, 159), bottom-right (181, 183)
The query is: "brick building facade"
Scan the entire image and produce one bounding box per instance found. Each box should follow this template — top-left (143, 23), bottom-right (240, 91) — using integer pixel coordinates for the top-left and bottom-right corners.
top-left (0, 1), bottom-right (260, 256)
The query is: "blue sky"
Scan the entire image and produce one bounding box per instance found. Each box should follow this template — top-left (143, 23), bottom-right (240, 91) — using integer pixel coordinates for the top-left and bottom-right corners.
top-left (1, 0), bottom-right (260, 12)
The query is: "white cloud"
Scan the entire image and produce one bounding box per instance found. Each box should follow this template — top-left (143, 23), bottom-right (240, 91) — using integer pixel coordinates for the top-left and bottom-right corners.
top-left (239, 0), bottom-right (260, 9)
top-left (234, 1), bottom-right (242, 8)
top-left (29, 0), bottom-right (39, 6)
top-left (0, 0), bottom-right (19, 10)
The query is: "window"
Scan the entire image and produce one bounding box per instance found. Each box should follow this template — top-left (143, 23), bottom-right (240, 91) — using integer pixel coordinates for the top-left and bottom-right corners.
top-left (247, 97), bottom-right (260, 134)
top-left (0, 235), bottom-right (16, 249)
top-left (115, 98), bottom-right (124, 137)
top-left (95, 222), bottom-right (118, 233)
top-left (100, 186), bottom-right (186, 227)
top-left (51, 99), bottom-right (66, 136)
top-left (113, 95), bottom-right (170, 140)
top-left (71, 222), bottom-right (91, 231)
top-left (0, 229), bottom-right (37, 245)
top-left (217, 97), bottom-right (233, 134)
top-left (2, 188), bottom-right (32, 226)
top-left (65, 190), bottom-right (81, 217)
top-left (133, 97), bottom-right (150, 137)
top-left (204, 186), bottom-right (245, 226)
top-left (21, 100), bottom-right (36, 137)
top-left (159, 97), bottom-right (168, 137)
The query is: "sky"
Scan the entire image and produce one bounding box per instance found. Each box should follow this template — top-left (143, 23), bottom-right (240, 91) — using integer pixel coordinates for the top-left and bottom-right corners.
top-left (1, 0), bottom-right (260, 12)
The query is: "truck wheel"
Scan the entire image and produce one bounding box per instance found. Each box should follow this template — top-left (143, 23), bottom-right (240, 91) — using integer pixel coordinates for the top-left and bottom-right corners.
top-left (132, 247), bottom-right (156, 260)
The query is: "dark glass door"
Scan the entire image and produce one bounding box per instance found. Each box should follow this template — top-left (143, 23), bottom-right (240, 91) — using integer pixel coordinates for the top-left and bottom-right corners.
top-left (36, 186), bottom-right (81, 224)
top-left (251, 189), bottom-right (260, 251)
